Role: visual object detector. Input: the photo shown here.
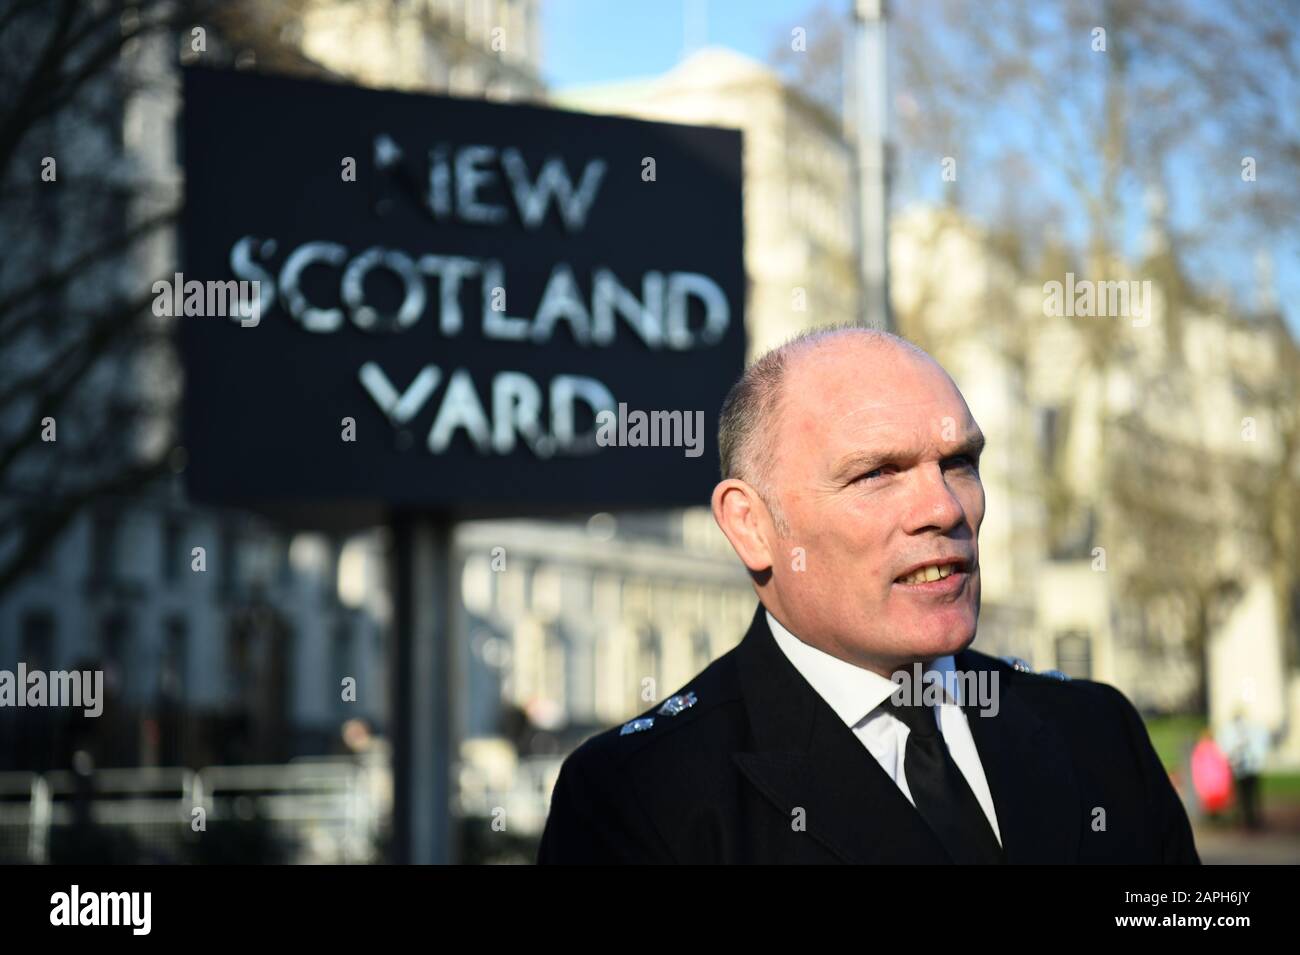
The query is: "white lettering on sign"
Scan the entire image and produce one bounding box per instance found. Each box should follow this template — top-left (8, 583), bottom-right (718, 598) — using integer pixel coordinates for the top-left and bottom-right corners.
top-left (231, 240), bottom-right (728, 351)
top-left (223, 135), bottom-right (732, 462)
top-left (421, 142), bottom-right (607, 231)
top-left (358, 363), bottom-right (615, 458)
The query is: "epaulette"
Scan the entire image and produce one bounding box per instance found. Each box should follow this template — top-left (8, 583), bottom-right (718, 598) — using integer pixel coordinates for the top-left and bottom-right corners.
top-left (618, 690), bottom-right (700, 736)
top-left (1000, 655), bottom-right (1071, 681)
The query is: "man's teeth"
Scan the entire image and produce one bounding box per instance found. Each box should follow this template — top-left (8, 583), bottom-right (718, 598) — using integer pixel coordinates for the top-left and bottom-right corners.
top-left (898, 564), bottom-right (958, 585)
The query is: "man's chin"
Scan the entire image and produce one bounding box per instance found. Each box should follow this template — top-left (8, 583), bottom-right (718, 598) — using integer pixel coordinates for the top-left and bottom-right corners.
top-left (904, 619), bottom-right (976, 660)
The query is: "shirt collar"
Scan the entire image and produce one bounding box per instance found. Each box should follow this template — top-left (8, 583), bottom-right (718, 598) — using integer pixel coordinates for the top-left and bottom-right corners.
top-left (766, 610), bottom-right (961, 728)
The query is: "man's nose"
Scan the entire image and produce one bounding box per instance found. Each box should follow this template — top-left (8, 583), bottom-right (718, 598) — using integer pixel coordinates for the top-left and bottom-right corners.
top-left (903, 463), bottom-right (966, 534)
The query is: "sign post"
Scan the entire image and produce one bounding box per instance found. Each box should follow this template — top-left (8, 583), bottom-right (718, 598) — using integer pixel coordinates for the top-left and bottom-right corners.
top-left (389, 514), bottom-right (454, 863)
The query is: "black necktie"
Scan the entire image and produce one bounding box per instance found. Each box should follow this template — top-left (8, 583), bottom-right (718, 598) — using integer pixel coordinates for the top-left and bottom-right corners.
top-left (886, 693), bottom-right (1005, 864)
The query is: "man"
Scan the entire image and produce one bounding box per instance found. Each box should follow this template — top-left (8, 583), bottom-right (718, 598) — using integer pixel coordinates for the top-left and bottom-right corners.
top-left (537, 327), bottom-right (1200, 864)
top-left (1217, 707), bottom-right (1272, 830)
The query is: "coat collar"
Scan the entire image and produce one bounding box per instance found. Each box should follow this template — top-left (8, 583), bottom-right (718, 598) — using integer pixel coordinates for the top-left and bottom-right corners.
top-left (730, 603), bottom-right (1081, 863)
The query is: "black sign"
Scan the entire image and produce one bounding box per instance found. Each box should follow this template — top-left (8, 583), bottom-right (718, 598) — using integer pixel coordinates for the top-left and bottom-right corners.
top-left (179, 67), bottom-right (745, 521)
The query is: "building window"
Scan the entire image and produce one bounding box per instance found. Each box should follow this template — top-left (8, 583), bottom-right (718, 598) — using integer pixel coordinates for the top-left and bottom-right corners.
top-left (100, 611), bottom-right (131, 698)
top-left (91, 510), bottom-right (120, 586)
top-left (161, 616), bottom-right (188, 700)
top-left (219, 527), bottom-right (239, 596)
top-left (278, 533), bottom-right (294, 587)
top-left (332, 619), bottom-right (352, 712)
top-left (544, 625), bottom-right (567, 711)
top-left (1054, 630), bottom-right (1092, 680)
top-left (32, 534), bottom-right (57, 578)
top-left (20, 611), bottom-right (55, 670)
top-left (322, 536), bottom-right (341, 607)
top-left (636, 625), bottom-right (660, 698)
top-left (161, 516), bottom-right (182, 583)
top-left (1038, 405), bottom-right (1062, 470)
top-left (692, 628), bottom-right (712, 671)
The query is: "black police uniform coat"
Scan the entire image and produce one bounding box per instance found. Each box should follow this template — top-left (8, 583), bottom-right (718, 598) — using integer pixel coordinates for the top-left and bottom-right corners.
top-left (537, 604), bottom-right (1201, 864)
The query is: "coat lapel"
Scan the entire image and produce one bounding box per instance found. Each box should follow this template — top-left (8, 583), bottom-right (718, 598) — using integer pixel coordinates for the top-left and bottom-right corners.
top-left (955, 648), bottom-right (1082, 863)
top-left (731, 605), bottom-right (951, 863)
top-left (729, 604), bottom-right (1083, 863)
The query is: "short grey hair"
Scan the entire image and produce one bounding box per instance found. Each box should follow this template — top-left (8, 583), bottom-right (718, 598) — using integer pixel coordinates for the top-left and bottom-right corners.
top-left (717, 325), bottom-right (929, 536)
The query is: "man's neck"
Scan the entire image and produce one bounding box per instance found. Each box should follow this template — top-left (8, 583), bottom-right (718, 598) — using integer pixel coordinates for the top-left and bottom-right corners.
top-left (762, 603), bottom-right (946, 680)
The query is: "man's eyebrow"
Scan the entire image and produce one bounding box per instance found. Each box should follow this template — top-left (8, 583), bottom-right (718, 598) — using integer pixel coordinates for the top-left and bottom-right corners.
top-left (829, 449), bottom-right (888, 481)
top-left (829, 431), bottom-right (985, 481)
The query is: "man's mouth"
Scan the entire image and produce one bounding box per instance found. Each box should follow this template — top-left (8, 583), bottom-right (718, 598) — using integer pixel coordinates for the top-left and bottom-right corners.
top-left (894, 559), bottom-right (969, 586)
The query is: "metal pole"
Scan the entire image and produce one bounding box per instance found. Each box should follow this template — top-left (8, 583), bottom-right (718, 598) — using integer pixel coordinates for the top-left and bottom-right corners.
top-left (854, 0), bottom-right (892, 331)
top-left (389, 514), bottom-right (455, 864)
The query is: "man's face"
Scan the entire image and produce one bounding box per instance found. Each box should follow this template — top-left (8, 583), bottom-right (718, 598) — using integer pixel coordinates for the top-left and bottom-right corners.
top-left (764, 341), bottom-right (985, 673)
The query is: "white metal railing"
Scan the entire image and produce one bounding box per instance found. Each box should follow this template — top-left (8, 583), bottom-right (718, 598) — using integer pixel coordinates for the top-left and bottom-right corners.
top-left (1, 750), bottom-right (565, 863)
top-left (0, 757), bottom-right (386, 864)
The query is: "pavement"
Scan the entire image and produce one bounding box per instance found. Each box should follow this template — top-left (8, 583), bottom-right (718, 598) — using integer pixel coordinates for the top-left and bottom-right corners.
top-left (1191, 803), bottom-right (1300, 864)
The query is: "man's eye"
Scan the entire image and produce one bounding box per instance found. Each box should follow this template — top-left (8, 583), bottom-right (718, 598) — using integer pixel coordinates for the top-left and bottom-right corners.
top-left (854, 466), bottom-right (891, 482)
top-left (943, 455), bottom-right (978, 471)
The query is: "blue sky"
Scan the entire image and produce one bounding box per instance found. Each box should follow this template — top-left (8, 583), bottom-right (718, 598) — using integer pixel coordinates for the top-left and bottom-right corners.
top-left (541, 0), bottom-right (801, 89)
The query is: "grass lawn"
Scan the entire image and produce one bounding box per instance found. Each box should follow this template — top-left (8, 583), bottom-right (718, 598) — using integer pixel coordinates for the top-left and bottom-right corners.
top-left (1144, 714), bottom-right (1300, 808)
top-left (1145, 714), bottom-right (1204, 770)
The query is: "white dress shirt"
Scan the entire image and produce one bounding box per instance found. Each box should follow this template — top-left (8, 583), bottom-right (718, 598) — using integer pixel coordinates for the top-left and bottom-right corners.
top-left (766, 610), bottom-right (1002, 846)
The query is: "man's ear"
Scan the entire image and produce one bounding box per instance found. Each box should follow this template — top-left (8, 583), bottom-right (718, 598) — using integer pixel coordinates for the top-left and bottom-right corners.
top-left (711, 478), bottom-right (776, 573)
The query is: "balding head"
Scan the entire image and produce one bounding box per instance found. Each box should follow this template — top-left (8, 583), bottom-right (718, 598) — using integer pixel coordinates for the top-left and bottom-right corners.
top-left (717, 326), bottom-right (932, 534)
top-left (710, 325), bottom-right (986, 676)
